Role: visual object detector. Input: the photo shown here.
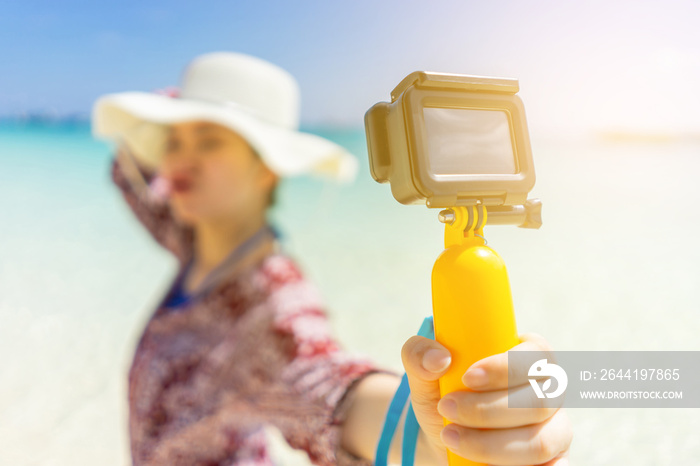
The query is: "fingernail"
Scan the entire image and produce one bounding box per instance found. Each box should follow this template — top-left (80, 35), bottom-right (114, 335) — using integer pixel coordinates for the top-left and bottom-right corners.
top-left (441, 426), bottom-right (460, 450)
top-left (437, 398), bottom-right (458, 420)
top-left (463, 367), bottom-right (488, 388)
top-left (423, 349), bottom-right (451, 373)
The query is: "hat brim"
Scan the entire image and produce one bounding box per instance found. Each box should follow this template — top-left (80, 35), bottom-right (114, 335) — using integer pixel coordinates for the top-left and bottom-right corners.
top-left (91, 92), bottom-right (358, 183)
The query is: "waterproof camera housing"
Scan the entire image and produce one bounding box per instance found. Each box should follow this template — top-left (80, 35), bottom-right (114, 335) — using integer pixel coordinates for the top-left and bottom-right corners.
top-left (365, 71), bottom-right (535, 208)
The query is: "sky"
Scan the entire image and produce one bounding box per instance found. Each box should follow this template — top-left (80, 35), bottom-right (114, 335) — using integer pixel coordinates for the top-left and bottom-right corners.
top-left (2, 0), bottom-right (700, 135)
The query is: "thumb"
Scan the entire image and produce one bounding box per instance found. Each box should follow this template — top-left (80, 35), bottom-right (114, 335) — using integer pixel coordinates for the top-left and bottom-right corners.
top-left (401, 336), bottom-right (452, 438)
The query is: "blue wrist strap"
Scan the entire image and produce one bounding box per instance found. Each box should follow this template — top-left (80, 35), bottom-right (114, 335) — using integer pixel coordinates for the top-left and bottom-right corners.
top-left (375, 316), bottom-right (435, 466)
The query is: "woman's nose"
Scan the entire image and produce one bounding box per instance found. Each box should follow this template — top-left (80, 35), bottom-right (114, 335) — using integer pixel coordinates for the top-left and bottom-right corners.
top-left (164, 146), bottom-right (199, 171)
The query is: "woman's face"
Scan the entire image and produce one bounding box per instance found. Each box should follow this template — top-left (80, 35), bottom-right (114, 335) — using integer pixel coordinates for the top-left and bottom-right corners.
top-left (158, 121), bottom-right (277, 225)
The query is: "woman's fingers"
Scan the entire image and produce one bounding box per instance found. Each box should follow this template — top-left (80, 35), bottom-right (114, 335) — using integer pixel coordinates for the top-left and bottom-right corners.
top-left (401, 334), bottom-right (571, 465)
top-left (463, 332), bottom-right (555, 391)
top-left (439, 408), bottom-right (573, 466)
top-left (436, 384), bottom-right (561, 429)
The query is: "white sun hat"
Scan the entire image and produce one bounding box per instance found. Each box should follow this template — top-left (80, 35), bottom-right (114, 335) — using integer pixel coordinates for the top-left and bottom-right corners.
top-left (91, 52), bottom-right (358, 183)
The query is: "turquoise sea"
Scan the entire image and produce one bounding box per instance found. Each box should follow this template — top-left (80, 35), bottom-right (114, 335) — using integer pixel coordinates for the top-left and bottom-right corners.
top-left (1, 121), bottom-right (699, 464)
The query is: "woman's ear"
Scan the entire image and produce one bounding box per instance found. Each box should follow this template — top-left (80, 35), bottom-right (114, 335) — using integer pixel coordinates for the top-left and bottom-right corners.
top-left (258, 160), bottom-right (278, 190)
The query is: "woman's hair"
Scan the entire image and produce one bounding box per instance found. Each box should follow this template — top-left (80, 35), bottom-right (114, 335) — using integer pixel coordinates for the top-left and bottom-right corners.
top-left (268, 185), bottom-right (278, 208)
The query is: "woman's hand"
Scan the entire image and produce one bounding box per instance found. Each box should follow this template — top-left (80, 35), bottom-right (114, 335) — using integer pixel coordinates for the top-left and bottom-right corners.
top-left (401, 333), bottom-right (573, 465)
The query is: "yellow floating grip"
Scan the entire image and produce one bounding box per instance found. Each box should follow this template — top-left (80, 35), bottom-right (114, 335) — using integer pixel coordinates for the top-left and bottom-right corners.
top-left (432, 206), bottom-right (521, 466)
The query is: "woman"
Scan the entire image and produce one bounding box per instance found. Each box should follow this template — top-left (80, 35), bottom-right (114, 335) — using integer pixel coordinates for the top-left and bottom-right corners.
top-left (93, 52), bottom-right (572, 465)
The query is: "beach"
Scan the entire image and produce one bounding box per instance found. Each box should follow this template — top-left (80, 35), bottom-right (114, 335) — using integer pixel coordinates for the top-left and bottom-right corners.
top-left (1, 122), bottom-right (699, 464)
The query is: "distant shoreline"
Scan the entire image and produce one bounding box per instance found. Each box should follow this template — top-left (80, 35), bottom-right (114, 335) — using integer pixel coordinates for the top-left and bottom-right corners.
top-left (0, 117), bottom-right (366, 137)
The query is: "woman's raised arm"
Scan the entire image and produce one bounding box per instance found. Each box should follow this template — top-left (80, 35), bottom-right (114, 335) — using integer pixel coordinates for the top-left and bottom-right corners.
top-left (110, 147), bottom-right (194, 264)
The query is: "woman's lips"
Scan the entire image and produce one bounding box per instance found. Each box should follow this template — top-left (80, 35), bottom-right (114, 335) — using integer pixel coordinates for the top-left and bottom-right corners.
top-left (171, 178), bottom-right (193, 194)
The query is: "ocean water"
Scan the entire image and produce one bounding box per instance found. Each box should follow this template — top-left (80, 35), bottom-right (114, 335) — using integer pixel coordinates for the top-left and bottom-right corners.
top-left (1, 121), bottom-right (699, 465)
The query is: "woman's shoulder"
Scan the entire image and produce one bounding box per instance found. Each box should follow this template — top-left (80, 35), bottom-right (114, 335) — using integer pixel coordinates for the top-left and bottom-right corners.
top-left (254, 251), bottom-right (308, 290)
top-left (254, 251), bottom-right (327, 310)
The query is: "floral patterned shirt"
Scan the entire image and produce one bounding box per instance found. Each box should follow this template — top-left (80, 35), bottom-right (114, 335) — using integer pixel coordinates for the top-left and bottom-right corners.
top-left (110, 156), bottom-right (381, 465)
